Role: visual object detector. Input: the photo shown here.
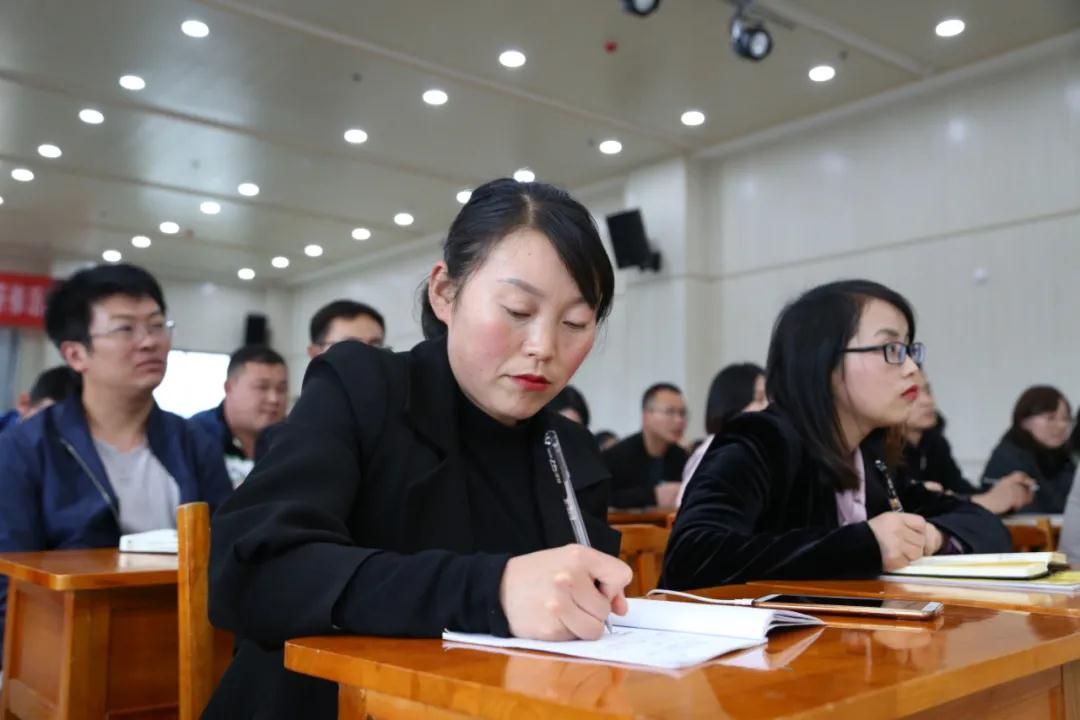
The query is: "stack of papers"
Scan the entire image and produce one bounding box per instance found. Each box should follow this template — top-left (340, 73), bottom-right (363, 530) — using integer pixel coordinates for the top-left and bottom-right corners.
top-left (443, 597), bottom-right (822, 670)
top-left (119, 528), bottom-right (178, 554)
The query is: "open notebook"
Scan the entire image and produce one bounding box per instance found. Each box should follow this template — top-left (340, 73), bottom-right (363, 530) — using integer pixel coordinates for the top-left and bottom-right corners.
top-left (442, 597), bottom-right (822, 670)
top-left (119, 529), bottom-right (178, 554)
top-left (885, 552), bottom-right (1068, 580)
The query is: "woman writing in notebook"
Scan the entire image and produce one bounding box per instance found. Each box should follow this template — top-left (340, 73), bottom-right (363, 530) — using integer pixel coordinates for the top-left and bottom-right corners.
top-left (205, 179), bottom-right (632, 719)
top-left (663, 280), bottom-right (1010, 590)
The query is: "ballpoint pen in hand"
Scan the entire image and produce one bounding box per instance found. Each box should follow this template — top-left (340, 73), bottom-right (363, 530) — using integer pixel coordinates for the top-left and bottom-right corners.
top-left (544, 429), bottom-right (614, 635)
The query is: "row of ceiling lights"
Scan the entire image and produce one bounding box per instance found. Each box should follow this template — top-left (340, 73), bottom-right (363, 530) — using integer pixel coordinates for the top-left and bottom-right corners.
top-left (13, 14), bottom-right (971, 281)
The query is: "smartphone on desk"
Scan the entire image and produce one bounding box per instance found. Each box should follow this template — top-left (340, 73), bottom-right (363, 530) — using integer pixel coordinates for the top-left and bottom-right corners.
top-left (754, 594), bottom-right (944, 620)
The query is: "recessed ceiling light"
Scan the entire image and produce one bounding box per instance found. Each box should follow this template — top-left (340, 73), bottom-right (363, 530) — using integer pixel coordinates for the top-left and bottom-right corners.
top-left (681, 109), bottom-right (706, 127)
top-left (456, 189), bottom-right (472, 204)
top-left (37, 144), bottom-right (62, 159)
top-left (499, 49), bottom-right (527, 68)
top-left (304, 244), bottom-right (323, 257)
top-left (344, 128), bottom-right (368, 144)
top-left (237, 182), bottom-right (260, 197)
top-left (119, 75), bottom-right (146, 91)
top-left (808, 65), bottom-right (836, 82)
top-left (200, 200), bottom-right (221, 215)
top-left (79, 108), bottom-right (105, 125)
top-left (271, 256), bottom-right (290, 269)
top-left (598, 139), bottom-right (622, 155)
top-left (181, 19), bottom-right (209, 38)
top-left (102, 249), bottom-right (122, 263)
top-left (935, 18), bottom-right (965, 38)
top-left (131, 235), bottom-right (152, 249)
top-left (513, 168), bottom-right (535, 182)
top-left (11, 168), bottom-right (34, 182)
top-left (394, 212), bottom-right (415, 227)
top-left (159, 221), bottom-right (180, 234)
top-left (351, 227), bottom-right (371, 241)
top-left (422, 89), bottom-right (448, 106)
top-left (237, 267), bottom-right (255, 281)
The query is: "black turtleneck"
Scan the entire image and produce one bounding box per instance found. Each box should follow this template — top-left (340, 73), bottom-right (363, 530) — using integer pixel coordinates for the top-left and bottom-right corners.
top-left (458, 390), bottom-right (546, 555)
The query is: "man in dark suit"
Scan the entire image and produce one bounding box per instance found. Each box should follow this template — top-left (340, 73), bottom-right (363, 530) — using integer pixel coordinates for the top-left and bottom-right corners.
top-left (603, 383), bottom-right (689, 508)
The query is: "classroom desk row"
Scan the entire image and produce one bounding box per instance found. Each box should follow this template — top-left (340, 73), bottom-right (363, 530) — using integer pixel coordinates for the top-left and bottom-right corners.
top-left (5, 548), bottom-right (1080, 720)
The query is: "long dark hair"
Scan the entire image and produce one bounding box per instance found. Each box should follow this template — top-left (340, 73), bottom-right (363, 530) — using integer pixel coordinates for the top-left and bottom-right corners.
top-left (1005, 385), bottom-right (1073, 478)
top-left (419, 178), bottom-right (615, 340)
top-left (766, 279), bottom-right (916, 491)
top-left (704, 363), bottom-right (764, 435)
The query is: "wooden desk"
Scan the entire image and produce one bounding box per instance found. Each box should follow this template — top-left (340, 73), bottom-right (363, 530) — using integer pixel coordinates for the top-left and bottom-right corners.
top-left (748, 577), bottom-right (1080, 618)
top-left (0, 549), bottom-right (179, 720)
top-left (285, 583), bottom-right (1080, 719)
top-left (607, 508), bottom-right (672, 527)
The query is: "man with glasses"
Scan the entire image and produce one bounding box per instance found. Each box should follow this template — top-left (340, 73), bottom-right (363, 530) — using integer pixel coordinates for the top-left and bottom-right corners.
top-left (306, 299), bottom-right (386, 358)
top-left (603, 383), bottom-right (690, 508)
top-left (0, 263), bottom-right (232, 658)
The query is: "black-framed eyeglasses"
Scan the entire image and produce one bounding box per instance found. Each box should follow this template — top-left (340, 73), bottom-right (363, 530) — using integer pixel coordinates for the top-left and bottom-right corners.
top-left (843, 341), bottom-right (925, 366)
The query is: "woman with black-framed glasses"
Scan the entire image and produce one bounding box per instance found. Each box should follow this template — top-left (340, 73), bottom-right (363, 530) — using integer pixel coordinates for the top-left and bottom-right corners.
top-left (663, 279), bottom-right (1010, 590)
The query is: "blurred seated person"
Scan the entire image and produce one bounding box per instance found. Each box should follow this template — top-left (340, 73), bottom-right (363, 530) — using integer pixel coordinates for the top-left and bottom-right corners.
top-left (676, 363), bottom-right (767, 507)
top-left (663, 280), bottom-right (1009, 590)
top-left (982, 386), bottom-right (1074, 514)
top-left (603, 383), bottom-right (688, 508)
top-left (0, 263), bottom-right (231, 657)
top-left (594, 429), bottom-right (618, 451)
top-left (0, 365), bottom-right (81, 433)
top-left (549, 385), bottom-right (589, 426)
top-left (904, 374), bottom-right (1033, 515)
top-left (191, 345), bottom-right (289, 488)
top-left (306, 299), bottom-right (385, 357)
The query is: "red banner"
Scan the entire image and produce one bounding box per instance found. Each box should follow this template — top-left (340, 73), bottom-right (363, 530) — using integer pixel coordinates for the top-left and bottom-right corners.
top-left (0, 273), bottom-right (54, 329)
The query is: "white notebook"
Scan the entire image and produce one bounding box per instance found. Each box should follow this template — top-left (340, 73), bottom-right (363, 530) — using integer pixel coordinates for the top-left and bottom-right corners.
top-left (442, 597), bottom-right (822, 670)
top-left (118, 528), bottom-right (178, 554)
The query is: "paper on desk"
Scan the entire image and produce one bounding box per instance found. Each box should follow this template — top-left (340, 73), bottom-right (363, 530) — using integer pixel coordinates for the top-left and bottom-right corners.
top-left (441, 627), bottom-right (764, 670)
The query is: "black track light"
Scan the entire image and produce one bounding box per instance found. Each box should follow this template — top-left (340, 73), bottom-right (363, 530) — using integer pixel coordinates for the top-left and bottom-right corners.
top-left (730, 11), bottom-right (772, 61)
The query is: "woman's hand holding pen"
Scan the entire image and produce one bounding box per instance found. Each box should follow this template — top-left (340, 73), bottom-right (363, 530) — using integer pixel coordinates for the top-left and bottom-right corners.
top-left (500, 544), bottom-right (632, 641)
top-left (867, 513), bottom-right (935, 571)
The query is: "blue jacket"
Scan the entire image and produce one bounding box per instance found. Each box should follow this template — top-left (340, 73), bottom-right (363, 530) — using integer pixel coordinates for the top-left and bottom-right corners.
top-left (190, 403), bottom-right (228, 448)
top-left (0, 395), bottom-right (232, 653)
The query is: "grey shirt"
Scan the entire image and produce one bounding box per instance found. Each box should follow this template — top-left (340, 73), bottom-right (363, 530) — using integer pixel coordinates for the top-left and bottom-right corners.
top-left (93, 439), bottom-right (180, 534)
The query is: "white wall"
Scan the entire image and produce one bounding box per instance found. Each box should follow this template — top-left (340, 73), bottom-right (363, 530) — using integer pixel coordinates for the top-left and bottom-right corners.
top-left (705, 35), bottom-right (1080, 475)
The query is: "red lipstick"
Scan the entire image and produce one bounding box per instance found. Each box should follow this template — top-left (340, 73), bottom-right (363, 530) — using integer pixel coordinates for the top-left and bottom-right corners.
top-left (511, 374), bottom-right (551, 392)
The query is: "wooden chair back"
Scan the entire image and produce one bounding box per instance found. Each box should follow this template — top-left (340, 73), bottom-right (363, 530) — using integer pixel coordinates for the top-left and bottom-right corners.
top-left (616, 523), bottom-right (672, 597)
top-left (1008, 523), bottom-right (1053, 552)
top-left (177, 502), bottom-right (233, 720)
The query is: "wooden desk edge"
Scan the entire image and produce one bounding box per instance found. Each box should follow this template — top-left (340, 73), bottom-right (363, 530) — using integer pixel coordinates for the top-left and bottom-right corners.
top-left (0, 561), bottom-right (177, 590)
top-left (285, 626), bottom-right (1080, 720)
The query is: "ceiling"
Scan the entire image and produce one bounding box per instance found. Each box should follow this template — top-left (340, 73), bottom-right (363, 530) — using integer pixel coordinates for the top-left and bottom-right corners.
top-left (0, 0), bottom-right (1078, 287)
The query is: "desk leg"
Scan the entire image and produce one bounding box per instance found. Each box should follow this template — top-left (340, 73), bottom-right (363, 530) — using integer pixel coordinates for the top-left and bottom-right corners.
top-left (1064, 660), bottom-right (1080, 720)
top-left (339, 686), bottom-right (367, 718)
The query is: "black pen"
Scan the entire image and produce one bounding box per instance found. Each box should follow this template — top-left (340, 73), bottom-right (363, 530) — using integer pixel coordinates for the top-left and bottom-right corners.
top-left (874, 459), bottom-right (905, 512)
top-left (544, 430), bottom-right (614, 635)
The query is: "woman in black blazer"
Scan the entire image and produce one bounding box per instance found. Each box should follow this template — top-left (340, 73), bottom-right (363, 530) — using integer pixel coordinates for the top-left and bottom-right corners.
top-left (663, 280), bottom-right (1010, 590)
top-left (205, 179), bottom-right (631, 719)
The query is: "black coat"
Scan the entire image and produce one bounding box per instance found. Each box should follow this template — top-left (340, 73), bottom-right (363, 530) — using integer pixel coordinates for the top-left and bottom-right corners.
top-left (602, 432), bottom-right (689, 508)
top-left (205, 338), bottom-right (618, 719)
top-left (982, 438), bottom-right (1076, 514)
top-left (901, 430), bottom-right (974, 496)
top-left (662, 407), bottom-right (1011, 590)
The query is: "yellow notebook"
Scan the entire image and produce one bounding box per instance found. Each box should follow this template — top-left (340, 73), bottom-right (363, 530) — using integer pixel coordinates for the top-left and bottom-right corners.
top-left (885, 552), bottom-right (1069, 581)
